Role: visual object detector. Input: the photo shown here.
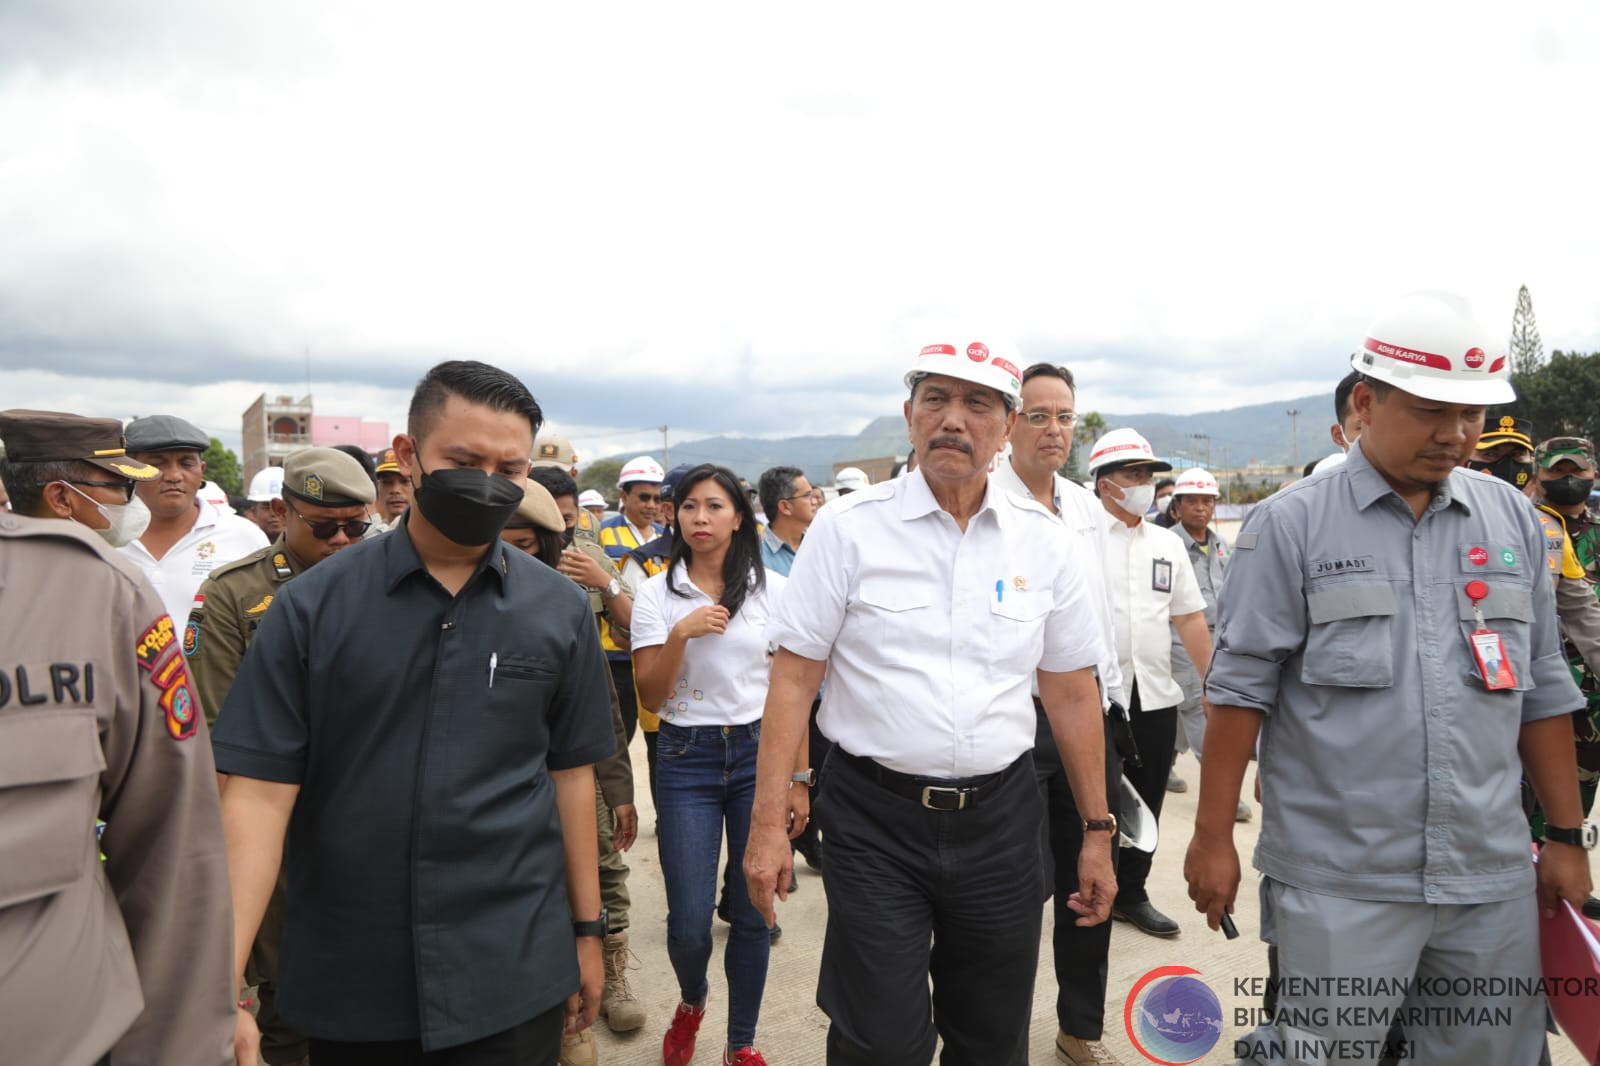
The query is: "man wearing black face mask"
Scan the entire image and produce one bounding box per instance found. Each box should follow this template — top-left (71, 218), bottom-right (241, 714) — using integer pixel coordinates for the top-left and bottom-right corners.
top-left (1534, 437), bottom-right (1600, 919)
top-left (214, 361), bottom-right (615, 1066)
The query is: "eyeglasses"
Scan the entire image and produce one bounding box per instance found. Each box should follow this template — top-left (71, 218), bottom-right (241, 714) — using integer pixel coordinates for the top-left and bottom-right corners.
top-left (68, 479), bottom-right (136, 502)
top-left (290, 507), bottom-right (371, 540)
top-left (634, 492), bottom-right (660, 503)
top-left (1021, 411), bottom-right (1078, 429)
top-left (782, 490), bottom-right (823, 504)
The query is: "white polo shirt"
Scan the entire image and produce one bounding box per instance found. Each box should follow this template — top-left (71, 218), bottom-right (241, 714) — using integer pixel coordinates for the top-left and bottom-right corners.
top-left (1102, 510), bottom-right (1205, 710)
top-left (119, 496), bottom-right (270, 629)
top-left (630, 564), bottom-right (786, 728)
top-left (991, 458), bottom-right (1127, 708)
top-left (766, 467), bottom-right (1106, 778)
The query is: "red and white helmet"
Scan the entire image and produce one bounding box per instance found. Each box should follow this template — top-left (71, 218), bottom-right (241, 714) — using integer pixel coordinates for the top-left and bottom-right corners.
top-left (1087, 428), bottom-right (1172, 476)
top-left (904, 336), bottom-right (1024, 408)
top-left (617, 455), bottom-right (665, 487)
top-left (1172, 467), bottom-right (1220, 497)
top-left (1351, 291), bottom-right (1515, 405)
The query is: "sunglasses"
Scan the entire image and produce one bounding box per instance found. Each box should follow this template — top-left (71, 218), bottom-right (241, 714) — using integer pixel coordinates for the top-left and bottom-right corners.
top-left (290, 507), bottom-right (371, 540)
top-left (68, 479), bottom-right (137, 502)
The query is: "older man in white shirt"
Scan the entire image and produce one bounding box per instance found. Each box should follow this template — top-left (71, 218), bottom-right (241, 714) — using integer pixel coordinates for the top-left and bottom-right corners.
top-left (119, 415), bottom-right (268, 628)
top-left (991, 364), bottom-right (1133, 1066)
top-left (1087, 428), bottom-right (1212, 940)
top-left (745, 337), bottom-right (1114, 1066)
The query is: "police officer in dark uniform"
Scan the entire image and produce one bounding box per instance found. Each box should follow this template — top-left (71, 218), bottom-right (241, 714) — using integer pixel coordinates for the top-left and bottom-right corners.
top-left (0, 409), bottom-right (236, 1066)
top-left (186, 447), bottom-right (376, 1066)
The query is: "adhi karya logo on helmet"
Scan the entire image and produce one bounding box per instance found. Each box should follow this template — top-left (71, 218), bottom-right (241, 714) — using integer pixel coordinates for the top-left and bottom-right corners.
top-left (966, 342), bottom-right (989, 362)
top-left (1463, 347), bottom-right (1486, 369)
top-left (1123, 965), bottom-right (1224, 1064)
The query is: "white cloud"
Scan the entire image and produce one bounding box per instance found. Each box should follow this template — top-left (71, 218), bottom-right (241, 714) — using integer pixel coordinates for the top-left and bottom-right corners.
top-left (2, 0), bottom-right (1598, 448)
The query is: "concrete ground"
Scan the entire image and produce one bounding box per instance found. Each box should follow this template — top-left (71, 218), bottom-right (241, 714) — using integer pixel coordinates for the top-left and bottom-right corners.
top-left (591, 746), bottom-right (1598, 1066)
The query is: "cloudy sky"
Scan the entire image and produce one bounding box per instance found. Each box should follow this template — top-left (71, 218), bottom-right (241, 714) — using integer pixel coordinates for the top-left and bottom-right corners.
top-left (2, 1), bottom-right (1596, 461)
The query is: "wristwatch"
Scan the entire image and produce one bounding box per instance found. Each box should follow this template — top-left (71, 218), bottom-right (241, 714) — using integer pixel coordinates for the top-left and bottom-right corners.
top-left (791, 769), bottom-right (816, 787)
top-left (1082, 814), bottom-right (1118, 835)
top-left (572, 908), bottom-right (609, 939)
top-left (1543, 823), bottom-right (1598, 850)
top-left (604, 577), bottom-right (622, 599)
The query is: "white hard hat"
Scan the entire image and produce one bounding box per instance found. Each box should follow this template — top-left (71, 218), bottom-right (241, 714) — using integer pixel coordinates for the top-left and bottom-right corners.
top-left (247, 466), bottom-right (284, 502)
top-left (617, 456), bottom-right (665, 487)
top-left (835, 467), bottom-right (870, 492)
top-left (1350, 291), bottom-right (1514, 406)
top-left (1172, 467), bottom-right (1220, 497)
top-left (577, 489), bottom-right (607, 509)
top-left (903, 336), bottom-right (1024, 408)
top-left (1087, 428), bottom-right (1173, 475)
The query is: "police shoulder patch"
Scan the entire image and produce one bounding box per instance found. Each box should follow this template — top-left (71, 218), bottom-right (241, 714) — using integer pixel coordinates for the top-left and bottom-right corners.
top-left (135, 615), bottom-right (178, 670)
top-left (182, 620), bottom-right (200, 656)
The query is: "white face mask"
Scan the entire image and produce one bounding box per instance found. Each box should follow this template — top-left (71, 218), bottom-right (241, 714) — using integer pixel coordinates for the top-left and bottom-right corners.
top-left (1111, 482), bottom-right (1156, 519)
top-left (61, 482), bottom-right (151, 547)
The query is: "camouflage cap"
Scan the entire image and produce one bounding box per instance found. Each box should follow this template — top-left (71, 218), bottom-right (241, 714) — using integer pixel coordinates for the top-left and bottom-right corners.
top-left (282, 448), bottom-right (377, 507)
top-left (1534, 436), bottom-right (1598, 471)
top-left (0, 409), bottom-right (159, 480)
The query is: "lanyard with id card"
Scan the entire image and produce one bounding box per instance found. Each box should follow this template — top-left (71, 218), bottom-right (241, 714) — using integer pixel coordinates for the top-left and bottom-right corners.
top-left (1152, 558), bottom-right (1173, 593)
top-left (1464, 579), bottom-right (1517, 690)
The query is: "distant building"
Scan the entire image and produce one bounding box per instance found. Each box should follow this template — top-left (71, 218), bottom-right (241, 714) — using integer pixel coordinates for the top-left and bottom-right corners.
top-left (242, 394), bottom-right (389, 482)
top-left (311, 415), bottom-right (391, 453)
top-left (242, 394), bottom-right (312, 483)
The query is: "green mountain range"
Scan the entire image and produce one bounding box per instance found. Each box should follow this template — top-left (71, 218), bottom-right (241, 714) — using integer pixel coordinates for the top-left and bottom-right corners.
top-left (605, 391), bottom-right (1333, 487)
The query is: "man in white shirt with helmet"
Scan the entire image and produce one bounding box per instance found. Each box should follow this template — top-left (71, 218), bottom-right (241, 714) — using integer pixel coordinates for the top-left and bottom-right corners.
top-left (745, 336), bottom-right (1114, 1066)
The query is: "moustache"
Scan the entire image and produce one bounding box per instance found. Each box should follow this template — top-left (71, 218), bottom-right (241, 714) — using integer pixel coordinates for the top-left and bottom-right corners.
top-left (928, 436), bottom-right (973, 455)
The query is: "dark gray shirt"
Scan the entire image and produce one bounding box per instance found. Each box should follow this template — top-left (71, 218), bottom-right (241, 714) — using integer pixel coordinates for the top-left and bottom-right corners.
top-left (1205, 442), bottom-right (1581, 905)
top-left (213, 518), bottom-right (614, 1049)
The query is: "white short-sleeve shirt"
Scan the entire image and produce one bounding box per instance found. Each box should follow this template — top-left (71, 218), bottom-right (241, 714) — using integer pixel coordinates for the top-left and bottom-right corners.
top-left (630, 564), bottom-right (786, 727)
top-left (766, 468), bottom-right (1107, 778)
top-left (119, 496), bottom-right (270, 629)
top-left (1102, 512), bottom-right (1206, 709)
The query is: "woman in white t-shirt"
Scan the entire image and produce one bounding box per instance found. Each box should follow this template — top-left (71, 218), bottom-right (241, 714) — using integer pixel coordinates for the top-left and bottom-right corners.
top-left (631, 464), bottom-right (797, 1066)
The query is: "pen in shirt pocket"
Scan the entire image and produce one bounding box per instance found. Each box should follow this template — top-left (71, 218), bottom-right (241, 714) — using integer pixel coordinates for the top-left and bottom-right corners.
top-left (489, 652), bottom-right (497, 688)
top-left (995, 579), bottom-right (1004, 603)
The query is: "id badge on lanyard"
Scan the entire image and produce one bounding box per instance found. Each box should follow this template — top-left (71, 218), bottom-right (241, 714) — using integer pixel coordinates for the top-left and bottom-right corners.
top-left (1464, 579), bottom-right (1517, 690)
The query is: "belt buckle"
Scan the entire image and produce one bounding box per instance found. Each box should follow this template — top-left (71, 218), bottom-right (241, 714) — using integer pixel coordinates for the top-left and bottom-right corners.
top-left (920, 785), bottom-right (969, 812)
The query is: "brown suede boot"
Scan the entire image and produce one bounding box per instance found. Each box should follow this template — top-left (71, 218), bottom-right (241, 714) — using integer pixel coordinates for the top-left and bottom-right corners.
top-left (600, 930), bottom-right (645, 1032)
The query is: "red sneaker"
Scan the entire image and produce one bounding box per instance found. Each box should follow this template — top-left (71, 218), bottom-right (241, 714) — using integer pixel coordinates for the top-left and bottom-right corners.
top-left (662, 1000), bottom-right (706, 1066)
top-left (724, 1047), bottom-right (768, 1066)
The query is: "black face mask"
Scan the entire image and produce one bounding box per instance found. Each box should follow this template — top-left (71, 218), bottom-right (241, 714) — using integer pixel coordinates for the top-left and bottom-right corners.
top-left (1469, 455), bottom-right (1534, 491)
top-left (412, 465), bottom-right (524, 546)
top-left (1542, 475), bottom-right (1596, 507)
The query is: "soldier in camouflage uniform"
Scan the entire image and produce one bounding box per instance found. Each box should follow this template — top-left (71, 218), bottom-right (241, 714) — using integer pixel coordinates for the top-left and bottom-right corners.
top-left (1533, 437), bottom-right (1600, 868)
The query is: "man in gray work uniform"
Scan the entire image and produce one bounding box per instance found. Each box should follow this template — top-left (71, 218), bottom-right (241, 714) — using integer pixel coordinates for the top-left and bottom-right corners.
top-left (1185, 291), bottom-right (1594, 1065)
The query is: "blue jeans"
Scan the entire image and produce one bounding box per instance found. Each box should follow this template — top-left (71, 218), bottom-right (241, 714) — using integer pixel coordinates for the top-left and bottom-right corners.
top-left (656, 721), bottom-right (769, 1049)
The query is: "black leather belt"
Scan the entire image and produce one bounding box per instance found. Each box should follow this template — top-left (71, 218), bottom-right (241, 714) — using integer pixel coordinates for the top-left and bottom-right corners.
top-left (834, 748), bottom-right (1008, 812)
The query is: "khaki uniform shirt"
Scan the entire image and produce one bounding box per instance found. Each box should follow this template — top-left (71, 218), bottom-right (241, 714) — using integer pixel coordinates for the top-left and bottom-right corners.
top-left (186, 535), bottom-right (306, 725)
top-left (572, 536), bottom-right (633, 808)
top-left (0, 514), bottom-right (235, 1066)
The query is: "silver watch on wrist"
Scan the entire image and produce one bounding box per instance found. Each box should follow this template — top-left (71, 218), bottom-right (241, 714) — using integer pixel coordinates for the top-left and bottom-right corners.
top-left (605, 577), bottom-right (622, 598)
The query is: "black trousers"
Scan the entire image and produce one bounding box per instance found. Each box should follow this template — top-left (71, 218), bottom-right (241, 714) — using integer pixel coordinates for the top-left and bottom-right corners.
top-left (790, 698), bottom-right (829, 859)
top-left (308, 1004), bottom-right (563, 1066)
top-left (1032, 704), bottom-right (1122, 1040)
top-left (1117, 685), bottom-right (1176, 905)
top-left (607, 658), bottom-right (638, 745)
top-left (815, 747), bottom-right (1043, 1066)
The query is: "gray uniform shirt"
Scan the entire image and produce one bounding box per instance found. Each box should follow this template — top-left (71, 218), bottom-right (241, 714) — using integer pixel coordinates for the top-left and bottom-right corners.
top-left (1205, 442), bottom-right (1582, 904)
top-left (1170, 523), bottom-right (1228, 686)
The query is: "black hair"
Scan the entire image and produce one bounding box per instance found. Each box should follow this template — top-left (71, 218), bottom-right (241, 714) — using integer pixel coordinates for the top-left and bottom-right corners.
top-left (1154, 478), bottom-right (1175, 493)
top-left (1020, 362), bottom-right (1077, 391)
top-left (1302, 460), bottom-right (1319, 479)
top-left (667, 463), bottom-right (766, 619)
top-left (0, 457), bottom-right (100, 516)
top-left (408, 360), bottom-right (543, 442)
top-left (757, 465), bottom-right (804, 522)
top-left (329, 443), bottom-right (378, 483)
top-left (1334, 370), bottom-right (1362, 423)
top-left (526, 465), bottom-right (578, 503)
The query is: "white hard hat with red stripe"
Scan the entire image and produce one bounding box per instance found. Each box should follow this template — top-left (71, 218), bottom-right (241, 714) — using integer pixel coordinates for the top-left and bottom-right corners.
top-left (903, 337), bottom-right (1024, 408)
top-left (1350, 291), bottom-right (1515, 405)
top-left (1087, 428), bottom-right (1173, 475)
top-left (617, 455), bottom-right (665, 487)
top-left (1172, 467), bottom-right (1220, 497)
